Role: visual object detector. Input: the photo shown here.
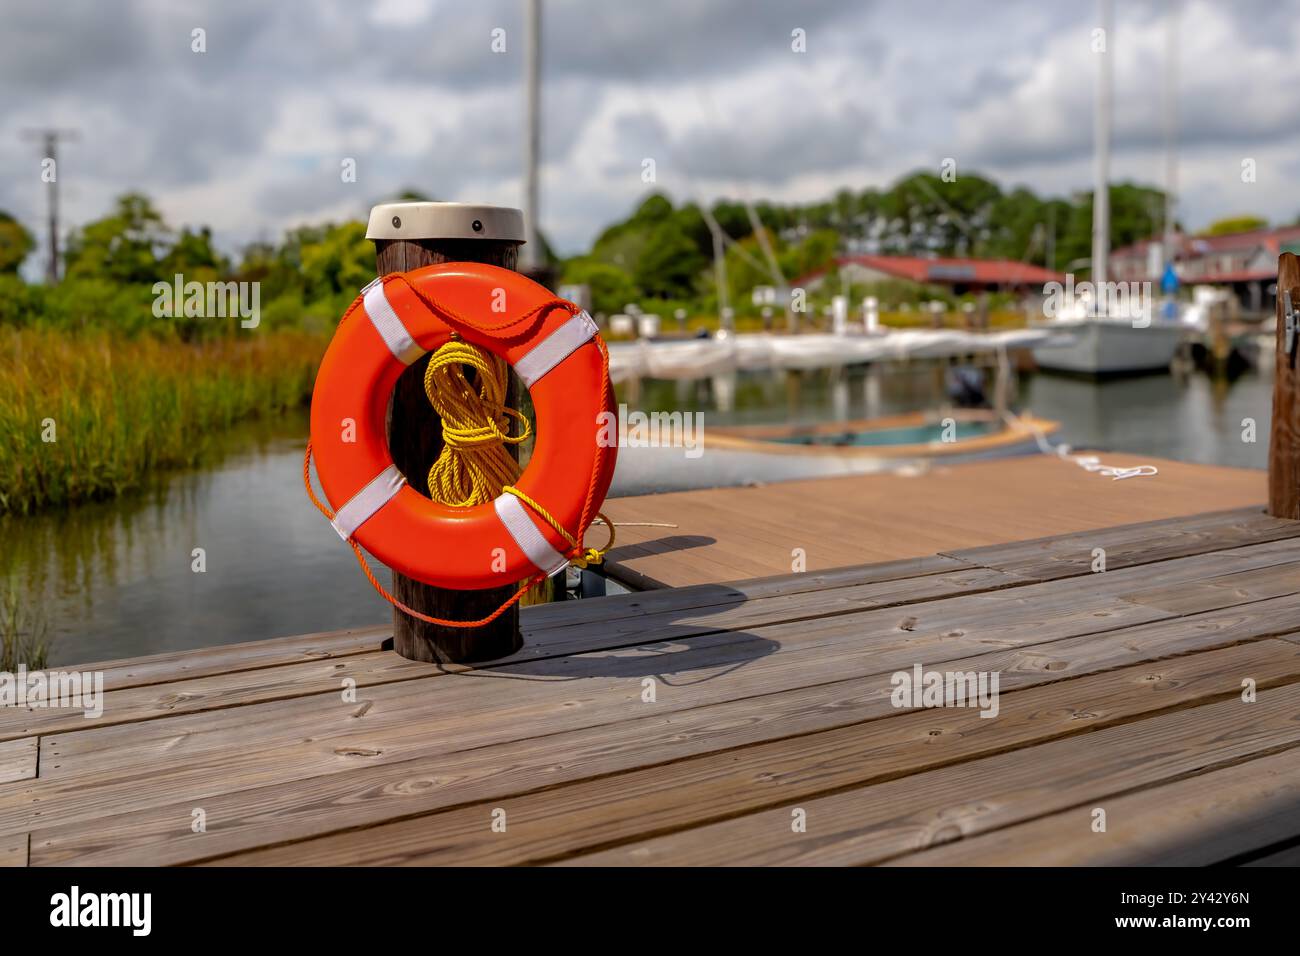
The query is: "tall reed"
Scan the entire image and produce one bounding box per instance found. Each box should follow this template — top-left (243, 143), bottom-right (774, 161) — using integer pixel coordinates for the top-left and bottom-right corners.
top-left (0, 327), bottom-right (327, 515)
top-left (0, 582), bottom-right (49, 670)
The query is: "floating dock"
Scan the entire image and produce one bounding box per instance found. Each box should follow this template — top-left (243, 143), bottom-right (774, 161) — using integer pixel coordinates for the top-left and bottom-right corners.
top-left (2, 458), bottom-right (1298, 865)
top-left (601, 453), bottom-right (1268, 588)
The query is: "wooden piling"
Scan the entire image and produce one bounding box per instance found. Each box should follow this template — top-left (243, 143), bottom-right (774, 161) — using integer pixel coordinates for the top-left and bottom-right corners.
top-left (367, 202), bottom-right (529, 663)
top-left (1269, 252), bottom-right (1300, 519)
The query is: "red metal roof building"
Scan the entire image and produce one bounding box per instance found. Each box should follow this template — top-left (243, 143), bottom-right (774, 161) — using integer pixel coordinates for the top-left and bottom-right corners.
top-left (798, 255), bottom-right (1065, 294)
top-left (1110, 225), bottom-right (1300, 312)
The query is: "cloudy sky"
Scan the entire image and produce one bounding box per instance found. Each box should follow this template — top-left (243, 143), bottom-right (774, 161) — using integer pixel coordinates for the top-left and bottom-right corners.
top-left (3, 0), bottom-right (1298, 273)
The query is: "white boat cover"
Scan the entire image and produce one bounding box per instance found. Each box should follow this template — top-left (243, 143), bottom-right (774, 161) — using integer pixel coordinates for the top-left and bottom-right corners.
top-left (605, 329), bottom-right (1070, 383)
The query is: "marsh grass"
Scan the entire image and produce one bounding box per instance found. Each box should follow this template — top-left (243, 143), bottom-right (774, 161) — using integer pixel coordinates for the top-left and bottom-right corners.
top-left (1, 581), bottom-right (49, 670)
top-left (0, 327), bottom-right (327, 515)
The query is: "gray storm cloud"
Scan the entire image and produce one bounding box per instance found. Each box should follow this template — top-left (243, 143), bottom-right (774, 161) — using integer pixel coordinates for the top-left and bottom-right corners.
top-left (2, 0), bottom-right (1298, 264)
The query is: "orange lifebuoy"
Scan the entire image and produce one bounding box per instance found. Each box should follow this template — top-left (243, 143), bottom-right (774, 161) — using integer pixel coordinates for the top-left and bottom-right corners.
top-left (307, 262), bottom-right (617, 594)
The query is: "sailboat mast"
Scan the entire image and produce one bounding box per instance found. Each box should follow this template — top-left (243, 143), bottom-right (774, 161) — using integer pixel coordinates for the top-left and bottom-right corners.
top-left (522, 0), bottom-right (542, 271)
top-left (1092, 0), bottom-right (1113, 287)
top-left (1162, 1), bottom-right (1179, 268)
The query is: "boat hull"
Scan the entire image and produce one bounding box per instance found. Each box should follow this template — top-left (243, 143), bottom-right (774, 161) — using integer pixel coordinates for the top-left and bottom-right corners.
top-left (1031, 320), bottom-right (1184, 375)
top-left (709, 410), bottom-right (1058, 462)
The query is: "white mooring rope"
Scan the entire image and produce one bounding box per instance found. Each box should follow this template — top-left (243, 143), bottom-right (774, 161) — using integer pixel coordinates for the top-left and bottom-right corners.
top-left (1002, 411), bottom-right (1159, 482)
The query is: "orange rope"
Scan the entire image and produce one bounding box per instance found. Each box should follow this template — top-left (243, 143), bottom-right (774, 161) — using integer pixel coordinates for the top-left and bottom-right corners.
top-left (395, 272), bottom-right (575, 337)
top-left (304, 274), bottom-right (615, 629)
top-left (303, 443), bottom-right (543, 628)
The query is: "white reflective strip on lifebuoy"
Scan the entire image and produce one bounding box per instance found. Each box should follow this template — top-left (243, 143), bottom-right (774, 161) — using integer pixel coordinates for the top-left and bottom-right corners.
top-left (493, 494), bottom-right (568, 576)
top-left (512, 310), bottom-right (598, 387)
top-left (363, 279), bottom-right (424, 365)
top-left (331, 464), bottom-right (407, 541)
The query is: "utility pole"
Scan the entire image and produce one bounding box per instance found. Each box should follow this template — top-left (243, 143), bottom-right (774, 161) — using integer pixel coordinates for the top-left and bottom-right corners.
top-left (22, 128), bottom-right (78, 284)
top-left (521, 0), bottom-right (543, 274)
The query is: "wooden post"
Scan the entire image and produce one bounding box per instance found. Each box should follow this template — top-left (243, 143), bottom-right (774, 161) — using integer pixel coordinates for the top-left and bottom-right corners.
top-left (366, 202), bottom-right (529, 663)
top-left (1208, 297), bottom-right (1229, 376)
top-left (1269, 252), bottom-right (1300, 519)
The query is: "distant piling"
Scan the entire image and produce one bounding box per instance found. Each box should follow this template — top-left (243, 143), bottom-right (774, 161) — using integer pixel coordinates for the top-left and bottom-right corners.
top-left (1269, 252), bottom-right (1300, 519)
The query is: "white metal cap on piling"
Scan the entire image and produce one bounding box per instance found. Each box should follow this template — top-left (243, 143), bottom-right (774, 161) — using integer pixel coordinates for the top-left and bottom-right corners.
top-left (365, 202), bottom-right (525, 242)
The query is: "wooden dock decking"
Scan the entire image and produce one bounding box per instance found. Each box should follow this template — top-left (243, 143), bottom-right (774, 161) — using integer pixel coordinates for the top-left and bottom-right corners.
top-left (600, 453), bottom-right (1268, 589)
top-left (3, 504), bottom-right (1300, 866)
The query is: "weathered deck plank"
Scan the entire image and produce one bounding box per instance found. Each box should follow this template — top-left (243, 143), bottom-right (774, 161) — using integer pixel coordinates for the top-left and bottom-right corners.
top-left (5, 500), bottom-right (1299, 867)
top-left (33, 584), bottom-right (1300, 807)
top-left (5, 564), bottom-right (1028, 745)
top-left (563, 684), bottom-right (1300, 866)
top-left (7, 543), bottom-right (1201, 746)
top-left (1, 650), bottom-right (441, 742)
top-left (87, 626), bottom-right (391, 692)
top-left (0, 834), bottom-right (26, 867)
top-left (889, 747), bottom-right (1300, 867)
top-left (0, 739), bottom-right (37, 785)
top-left (22, 589), bottom-right (1300, 865)
top-left (1117, 560), bottom-right (1300, 614)
top-left (946, 506), bottom-right (1300, 582)
top-left (208, 641), bottom-right (1300, 866)
top-left (25, 545), bottom-right (1277, 784)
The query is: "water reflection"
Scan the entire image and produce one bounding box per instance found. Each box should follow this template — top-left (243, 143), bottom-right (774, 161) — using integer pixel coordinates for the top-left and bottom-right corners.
top-left (631, 363), bottom-right (1271, 469)
top-left (1018, 369), bottom-right (1270, 467)
top-left (3, 412), bottom-right (382, 666)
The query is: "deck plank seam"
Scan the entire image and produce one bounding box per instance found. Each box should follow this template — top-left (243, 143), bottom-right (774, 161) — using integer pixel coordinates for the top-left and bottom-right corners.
top-left (84, 641), bottom-right (392, 695)
top-left (936, 506), bottom-right (1292, 546)
top-left (545, 556), bottom-right (990, 627)
top-left (936, 526), bottom-right (1300, 581)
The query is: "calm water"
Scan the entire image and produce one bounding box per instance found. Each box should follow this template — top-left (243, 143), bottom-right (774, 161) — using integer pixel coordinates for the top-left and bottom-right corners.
top-left (5, 364), bottom-right (1271, 665)
top-left (631, 364), bottom-right (1271, 469)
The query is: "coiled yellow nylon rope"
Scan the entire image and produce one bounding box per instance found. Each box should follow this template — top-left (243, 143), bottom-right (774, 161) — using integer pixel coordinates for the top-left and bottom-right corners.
top-left (422, 338), bottom-right (529, 507)
top-left (422, 337), bottom-right (613, 567)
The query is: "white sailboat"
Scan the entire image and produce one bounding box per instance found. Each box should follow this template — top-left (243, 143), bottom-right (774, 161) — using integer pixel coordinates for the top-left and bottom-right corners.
top-left (1033, 0), bottom-right (1185, 375)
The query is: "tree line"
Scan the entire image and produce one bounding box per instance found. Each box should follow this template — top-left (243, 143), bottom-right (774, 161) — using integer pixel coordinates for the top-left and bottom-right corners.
top-left (0, 170), bottom-right (1267, 330)
top-left (564, 172), bottom-right (1180, 313)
